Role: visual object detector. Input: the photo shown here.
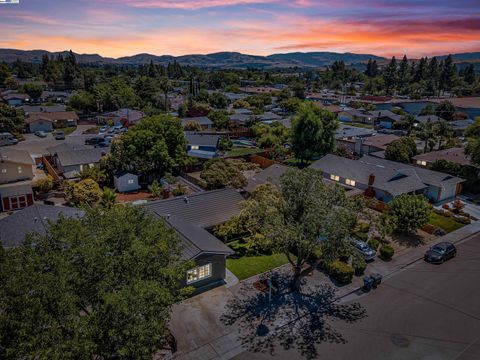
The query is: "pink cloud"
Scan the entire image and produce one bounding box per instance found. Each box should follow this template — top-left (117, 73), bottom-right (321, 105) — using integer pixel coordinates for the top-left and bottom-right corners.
top-left (106, 0), bottom-right (275, 10)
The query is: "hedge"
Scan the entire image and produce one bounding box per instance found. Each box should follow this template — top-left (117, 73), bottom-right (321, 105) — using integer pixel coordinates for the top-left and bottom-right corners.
top-left (328, 260), bottom-right (354, 284)
top-left (380, 244), bottom-right (395, 261)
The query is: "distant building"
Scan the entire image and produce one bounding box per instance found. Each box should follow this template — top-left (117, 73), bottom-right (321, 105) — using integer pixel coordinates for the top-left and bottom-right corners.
top-left (413, 148), bottom-right (472, 167)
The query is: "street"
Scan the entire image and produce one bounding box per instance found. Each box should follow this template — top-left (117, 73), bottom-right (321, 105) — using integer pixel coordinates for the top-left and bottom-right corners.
top-left (234, 234), bottom-right (480, 360)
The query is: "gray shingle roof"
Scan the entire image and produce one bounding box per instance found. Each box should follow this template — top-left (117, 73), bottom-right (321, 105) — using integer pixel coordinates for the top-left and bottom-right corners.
top-left (245, 164), bottom-right (289, 193)
top-left (47, 143), bottom-right (87, 155)
top-left (0, 148), bottom-right (34, 165)
top-left (144, 189), bottom-right (243, 259)
top-left (181, 117), bottom-right (213, 127)
top-left (0, 204), bottom-right (85, 248)
top-left (310, 154), bottom-right (463, 197)
top-left (56, 149), bottom-right (106, 167)
top-left (185, 133), bottom-right (220, 147)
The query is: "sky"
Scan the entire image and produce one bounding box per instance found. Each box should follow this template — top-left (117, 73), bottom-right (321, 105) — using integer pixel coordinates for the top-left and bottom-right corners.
top-left (0, 0), bottom-right (479, 58)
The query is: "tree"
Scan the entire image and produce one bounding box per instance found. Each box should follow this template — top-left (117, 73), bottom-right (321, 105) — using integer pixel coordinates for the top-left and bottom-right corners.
top-left (109, 115), bottom-right (187, 177)
top-left (237, 169), bottom-right (361, 290)
top-left (419, 103), bottom-right (435, 116)
top-left (208, 92), bottom-right (228, 109)
top-left (415, 121), bottom-right (436, 153)
top-left (34, 175), bottom-right (54, 193)
top-left (21, 83), bottom-right (43, 99)
top-left (183, 120), bottom-right (202, 131)
top-left (434, 120), bottom-right (453, 150)
top-left (68, 90), bottom-right (96, 113)
top-left (466, 139), bottom-right (480, 167)
top-left (0, 103), bottom-right (24, 133)
top-left (463, 64), bottom-right (476, 85)
top-left (384, 137), bottom-right (417, 163)
top-left (66, 178), bottom-right (102, 206)
top-left (100, 187), bottom-right (117, 208)
top-left (388, 194), bottom-right (430, 234)
top-left (0, 205), bottom-right (192, 359)
top-left (465, 117), bottom-right (480, 138)
top-left (200, 159), bottom-right (255, 190)
top-left (383, 56), bottom-right (397, 93)
top-left (0, 63), bottom-right (12, 87)
top-left (439, 55), bottom-right (456, 93)
top-left (208, 109), bottom-right (230, 129)
top-left (435, 100), bottom-right (456, 121)
top-left (397, 55), bottom-right (409, 92)
top-left (291, 102), bottom-right (338, 163)
top-left (78, 166), bottom-right (106, 184)
top-left (279, 97), bottom-right (302, 113)
top-left (148, 180), bottom-right (163, 198)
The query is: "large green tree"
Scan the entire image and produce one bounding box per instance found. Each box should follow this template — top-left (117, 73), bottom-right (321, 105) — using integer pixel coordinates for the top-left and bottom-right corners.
top-left (237, 168), bottom-right (362, 290)
top-left (0, 205), bottom-right (192, 359)
top-left (0, 103), bottom-right (24, 134)
top-left (385, 137), bottom-right (417, 163)
top-left (109, 115), bottom-right (187, 177)
top-left (388, 194), bottom-right (430, 234)
top-left (291, 102), bottom-right (338, 163)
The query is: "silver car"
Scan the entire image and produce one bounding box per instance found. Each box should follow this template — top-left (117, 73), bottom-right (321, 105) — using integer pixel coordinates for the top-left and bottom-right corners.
top-left (354, 239), bottom-right (376, 261)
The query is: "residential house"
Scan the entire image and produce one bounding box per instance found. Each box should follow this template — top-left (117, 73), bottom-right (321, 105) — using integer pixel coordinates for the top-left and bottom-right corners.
top-left (114, 171), bottom-right (141, 193)
top-left (0, 204), bottom-right (84, 248)
top-left (451, 119), bottom-right (474, 136)
top-left (144, 188), bottom-right (244, 289)
top-left (21, 104), bottom-right (67, 115)
top-left (244, 164), bottom-right (289, 193)
top-left (181, 117), bottom-right (214, 130)
top-left (0, 148), bottom-right (35, 184)
top-left (414, 115), bottom-right (444, 125)
top-left (3, 92), bottom-right (30, 107)
top-left (335, 124), bottom-right (375, 141)
top-left (310, 154), bottom-right (463, 203)
top-left (338, 109), bottom-right (376, 125)
top-left (53, 148), bottom-right (106, 178)
top-left (337, 134), bottom-right (400, 156)
top-left (97, 108), bottom-right (144, 127)
top-left (413, 148), bottom-right (472, 167)
top-left (368, 110), bottom-right (403, 129)
top-left (26, 111), bottom-right (79, 132)
top-left (185, 132), bottom-right (220, 159)
top-left (0, 148), bottom-right (35, 211)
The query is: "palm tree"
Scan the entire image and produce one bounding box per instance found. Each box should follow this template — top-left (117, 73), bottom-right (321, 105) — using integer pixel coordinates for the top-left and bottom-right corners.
top-left (101, 187), bottom-right (117, 209)
top-left (415, 121), bottom-right (436, 153)
top-left (434, 120), bottom-right (453, 150)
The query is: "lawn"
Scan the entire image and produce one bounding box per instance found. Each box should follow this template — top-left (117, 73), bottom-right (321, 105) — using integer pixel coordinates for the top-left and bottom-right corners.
top-left (429, 212), bottom-right (465, 233)
top-left (227, 253), bottom-right (291, 280)
top-left (54, 126), bottom-right (77, 135)
top-left (349, 122), bottom-right (374, 129)
top-left (224, 147), bottom-right (264, 158)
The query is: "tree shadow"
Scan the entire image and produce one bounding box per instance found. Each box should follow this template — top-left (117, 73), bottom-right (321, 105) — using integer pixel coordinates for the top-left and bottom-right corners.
top-left (391, 231), bottom-right (425, 247)
top-left (221, 271), bottom-right (367, 359)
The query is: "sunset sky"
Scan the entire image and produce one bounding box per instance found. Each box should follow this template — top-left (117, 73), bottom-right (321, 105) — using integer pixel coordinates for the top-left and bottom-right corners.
top-left (0, 0), bottom-right (479, 58)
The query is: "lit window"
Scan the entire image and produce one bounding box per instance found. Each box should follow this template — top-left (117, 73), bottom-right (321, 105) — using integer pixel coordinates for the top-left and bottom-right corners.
top-left (346, 178), bottom-right (356, 187)
top-left (88, 163), bottom-right (94, 168)
top-left (191, 145), bottom-right (199, 150)
top-left (421, 161), bottom-right (427, 166)
top-left (330, 174), bottom-right (340, 182)
top-left (1, 168), bottom-right (6, 173)
top-left (17, 166), bottom-right (22, 174)
top-left (127, 179), bottom-right (134, 184)
top-left (186, 263), bottom-right (212, 284)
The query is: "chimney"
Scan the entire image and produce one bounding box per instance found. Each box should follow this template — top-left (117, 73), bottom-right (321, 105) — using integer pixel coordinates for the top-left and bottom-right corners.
top-left (354, 137), bottom-right (363, 155)
top-left (368, 174), bottom-right (375, 186)
top-left (34, 217), bottom-right (38, 223)
top-left (183, 196), bottom-right (189, 204)
top-left (166, 214), bottom-right (171, 219)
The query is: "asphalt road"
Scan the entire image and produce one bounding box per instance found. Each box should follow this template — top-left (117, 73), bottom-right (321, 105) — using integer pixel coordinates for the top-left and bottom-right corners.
top-left (235, 234), bottom-right (480, 360)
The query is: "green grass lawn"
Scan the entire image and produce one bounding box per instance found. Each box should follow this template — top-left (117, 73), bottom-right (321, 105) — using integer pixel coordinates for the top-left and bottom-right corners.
top-left (224, 147), bottom-right (264, 158)
top-left (348, 122), bottom-right (374, 129)
top-left (227, 253), bottom-right (291, 280)
top-left (54, 126), bottom-right (77, 135)
top-left (429, 212), bottom-right (465, 233)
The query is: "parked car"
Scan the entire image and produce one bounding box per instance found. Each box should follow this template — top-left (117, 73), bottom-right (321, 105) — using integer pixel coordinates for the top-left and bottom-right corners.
top-left (0, 132), bottom-right (18, 146)
top-left (85, 137), bottom-right (103, 145)
top-left (35, 131), bottom-right (47, 138)
top-left (353, 239), bottom-right (376, 261)
top-left (95, 139), bottom-right (110, 148)
top-left (99, 126), bottom-right (109, 133)
top-left (103, 134), bottom-right (115, 141)
top-left (54, 131), bottom-right (65, 140)
top-left (424, 242), bottom-right (457, 264)
top-left (107, 127), bottom-right (116, 134)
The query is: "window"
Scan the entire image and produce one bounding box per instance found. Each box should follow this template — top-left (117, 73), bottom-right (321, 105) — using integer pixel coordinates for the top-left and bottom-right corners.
top-left (417, 160), bottom-right (427, 166)
top-left (88, 163), bottom-right (94, 168)
top-left (17, 166), bottom-right (23, 174)
top-left (330, 174), bottom-right (340, 182)
top-left (186, 263), bottom-right (212, 284)
top-left (127, 179), bottom-right (134, 184)
top-left (1, 168), bottom-right (6, 174)
top-left (346, 178), bottom-right (356, 187)
top-left (191, 145), bottom-right (199, 150)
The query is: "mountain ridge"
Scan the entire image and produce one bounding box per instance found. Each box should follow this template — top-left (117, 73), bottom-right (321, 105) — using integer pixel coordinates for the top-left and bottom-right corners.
top-left (0, 48), bottom-right (479, 68)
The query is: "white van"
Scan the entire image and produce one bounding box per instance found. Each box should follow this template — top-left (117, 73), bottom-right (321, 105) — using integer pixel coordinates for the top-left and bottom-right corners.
top-left (0, 132), bottom-right (18, 146)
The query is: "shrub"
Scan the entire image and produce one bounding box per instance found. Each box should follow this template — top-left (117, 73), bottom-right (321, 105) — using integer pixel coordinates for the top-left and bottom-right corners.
top-left (451, 200), bottom-right (465, 214)
top-left (388, 194), bottom-right (430, 233)
top-left (421, 223), bottom-right (437, 235)
top-left (367, 238), bottom-right (380, 251)
top-left (35, 175), bottom-right (54, 193)
top-left (352, 256), bottom-right (367, 275)
top-left (456, 216), bottom-right (471, 224)
top-left (442, 204), bottom-right (450, 210)
top-left (172, 184), bottom-right (187, 196)
top-left (311, 245), bottom-right (323, 260)
top-left (328, 260), bottom-right (354, 284)
top-left (354, 222), bottom-right (370, 233)
top-left (379, 244), bottom-right (395, 261)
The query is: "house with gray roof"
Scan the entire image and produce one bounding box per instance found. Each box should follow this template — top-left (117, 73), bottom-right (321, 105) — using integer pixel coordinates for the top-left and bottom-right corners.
top-left (0, 204), bottom-right (84, 248)
top-left (181, 116), bottom-right (213, 130)
top-left (185, 132), bottom-right (221, 159)
top-left (244, 164), bottom-right (289, 193)
top-left (310, 154), bottom-right (463, 203)
top-left (53, 148), bottom-right (106, 178)
top-left (144, 188), bottom-right (244, 289)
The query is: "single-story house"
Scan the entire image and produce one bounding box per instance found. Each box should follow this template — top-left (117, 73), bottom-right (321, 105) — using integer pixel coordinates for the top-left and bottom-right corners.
top-left (144, 188), bottom-right (244, 289)
top-left (0, 148), bottom-right (35, 184)
top-left (335, 124), bottom-right (375, 141)
top-left (21, 104), bottom-right (67, 115)
top-left (368, 110), bottom-right (403, 129)
top-left (338, 109), bottom-right (376, 125)
top-left (26, 111), bottom-right (79, 132)
top-left (114, 171), bottom-right (141, 193)
top-left (414, 115), bottom-right (444, 125)
top-left (185, 132), bottom-right (220, 159)
top-left (337, 134), bottom-right (400, 156)
top-left (0, 183), bottom-right (34, 212)
top-left (451, 119), bottom-right (474, 136)
top-left (244, 164), bottom-right (289, 193)
top-left (0, 204), bottom-right (84, 247)
top-left (54, 148), bottom-right (106, 177)
top-left (310, 154), bottom-right (463, 203)
top-left (97, 108), bottom-right (144, 127)
top-left (2, 93), bottom-right (30, 107)
top-left (181, 117), bottom-right (214, 130)
top-left (413, 147), bottom-right (472, 167)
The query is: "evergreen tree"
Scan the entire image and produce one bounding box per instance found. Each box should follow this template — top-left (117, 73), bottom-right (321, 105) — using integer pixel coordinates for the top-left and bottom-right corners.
top-left (463, 64), bottom-right (476, 85)
top-left (397, 55), bottom-right (409, 92)
top-left (440, 55), bottom-right (457, 93)
top-left (383, 56), bottom-right (398, 94)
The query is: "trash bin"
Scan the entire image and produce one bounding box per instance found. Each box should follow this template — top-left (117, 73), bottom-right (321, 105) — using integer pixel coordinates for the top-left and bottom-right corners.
top-left (363, 275), bottom-right (374, 291)
top-left (371, 273), bottom-right (382, 288)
